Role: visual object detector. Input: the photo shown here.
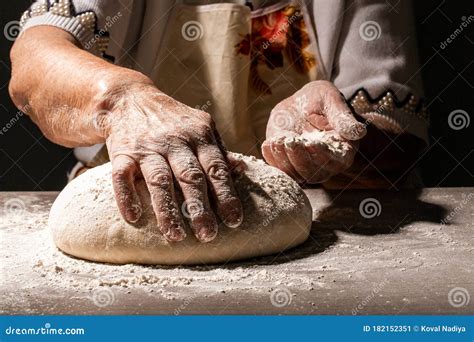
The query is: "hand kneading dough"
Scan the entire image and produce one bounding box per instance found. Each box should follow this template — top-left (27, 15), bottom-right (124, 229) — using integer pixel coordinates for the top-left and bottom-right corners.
top-left (48, 153), bottom-right (312, 265)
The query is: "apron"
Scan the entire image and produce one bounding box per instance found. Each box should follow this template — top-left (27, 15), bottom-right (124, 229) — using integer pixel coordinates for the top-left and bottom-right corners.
top-left (72, 0), bottom-right (325, 178)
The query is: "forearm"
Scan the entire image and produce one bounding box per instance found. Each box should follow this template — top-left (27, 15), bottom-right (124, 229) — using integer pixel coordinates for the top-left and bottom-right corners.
top-left (9, 26), bottom-right (153, 147)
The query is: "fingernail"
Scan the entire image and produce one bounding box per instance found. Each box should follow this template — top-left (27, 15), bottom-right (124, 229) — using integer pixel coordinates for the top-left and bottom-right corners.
top-left (197, 224), bottom-right (218, 243)
top-left (340, 121), bottom-right (367, 140)
top-left (165, 225), bottom-right (187, 242)
top-left (126, 206), bottom-right (141, 223)
top-left (224, 209), bottom-right (243, 228)
top-left (353, 122), bottom-right (367, 137)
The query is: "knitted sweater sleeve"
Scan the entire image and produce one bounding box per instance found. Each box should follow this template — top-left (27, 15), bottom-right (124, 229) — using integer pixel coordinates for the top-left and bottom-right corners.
top-left (19, 0), bottom-right (143, 63)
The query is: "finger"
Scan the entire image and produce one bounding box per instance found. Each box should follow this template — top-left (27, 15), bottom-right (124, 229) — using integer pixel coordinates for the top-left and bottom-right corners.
top-left (226, 151), bottom-right (248, 175)
top-left (283, 137), bottom-right (316, 181)
top-left (197, 144), bottom-right (243, 228)
top-left (284, 137), bottom-right (334, 183)
top-left (324, 93), bottom-right (367, 140)
top-left (212, 125), bottom-right (228, 153)
top-left (266, 137), bottom-right (304, 182)
top-left (140, 155), bottom-right (186, 242)
top-left (304, 139), bottom-right (355, 170)
top-left (168, 147), bottom-right (218, 242)
top-left (111, 154), bottom-right (142, 223)
top-left (262, 140), bottom-right (279, 167)
top-left (303, 142), bottom-right (344, 182)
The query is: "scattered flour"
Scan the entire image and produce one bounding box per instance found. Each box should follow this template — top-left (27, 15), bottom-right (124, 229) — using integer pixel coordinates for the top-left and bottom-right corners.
top-left (2, 189), bottom-right (468, 315)
top-left (2, 208), bottom-right (318, 302)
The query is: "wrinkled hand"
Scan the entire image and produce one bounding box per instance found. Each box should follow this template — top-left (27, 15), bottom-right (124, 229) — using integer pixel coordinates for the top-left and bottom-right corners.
top-left (262, 81), bottom-right (367, 183)
top-left (100, 83), bottom-right (243, 242)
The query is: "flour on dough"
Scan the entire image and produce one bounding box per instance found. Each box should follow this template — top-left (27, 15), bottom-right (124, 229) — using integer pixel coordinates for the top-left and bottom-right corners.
top-left (48, 153), bottom-right (312, 265)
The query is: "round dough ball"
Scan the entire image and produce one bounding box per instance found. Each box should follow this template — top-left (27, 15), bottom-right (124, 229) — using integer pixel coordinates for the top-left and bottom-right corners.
top-left (48, 154), bottom-right (312, 265)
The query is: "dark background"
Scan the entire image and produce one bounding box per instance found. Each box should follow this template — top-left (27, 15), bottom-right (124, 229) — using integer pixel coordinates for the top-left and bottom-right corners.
top-left (0, 1), bottom-right (472, 191)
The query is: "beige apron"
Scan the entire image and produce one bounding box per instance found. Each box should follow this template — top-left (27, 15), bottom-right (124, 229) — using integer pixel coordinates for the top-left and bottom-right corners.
top-left (72, 0), bottom-right (324, 177)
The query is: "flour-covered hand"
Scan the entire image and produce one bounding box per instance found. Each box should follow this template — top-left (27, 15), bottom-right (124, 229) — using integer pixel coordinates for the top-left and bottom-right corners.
top-left (101, 83), bottom-right (243, 242)
top-left (262, 81), bottom-right (367, 183)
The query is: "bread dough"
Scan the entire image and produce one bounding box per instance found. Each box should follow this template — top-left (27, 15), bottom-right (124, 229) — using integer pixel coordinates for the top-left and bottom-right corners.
top-left (48, 153), bottom-right (312, 265)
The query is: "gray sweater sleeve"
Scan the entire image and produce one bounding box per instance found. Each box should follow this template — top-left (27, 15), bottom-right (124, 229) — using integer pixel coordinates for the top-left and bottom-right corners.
top-left (19, 0), bottom-right (142, 63)
top-left (312, 0), bottom-right (428, 144)
top-left (333, 0), bottom-right (428, 143)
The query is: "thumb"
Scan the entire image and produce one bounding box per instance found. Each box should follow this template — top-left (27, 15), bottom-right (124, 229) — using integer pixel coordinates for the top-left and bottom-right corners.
top-left (325, 92), bottom-right (367, 140)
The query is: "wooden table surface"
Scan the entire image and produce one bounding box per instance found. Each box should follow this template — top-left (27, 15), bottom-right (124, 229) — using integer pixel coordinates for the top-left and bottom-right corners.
top-left (1, 188), bottom-right (473, 315)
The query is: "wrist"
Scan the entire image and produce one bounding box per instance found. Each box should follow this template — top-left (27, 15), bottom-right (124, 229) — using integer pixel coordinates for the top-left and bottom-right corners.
top-left (89, 69), bottom-right (156, 139)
